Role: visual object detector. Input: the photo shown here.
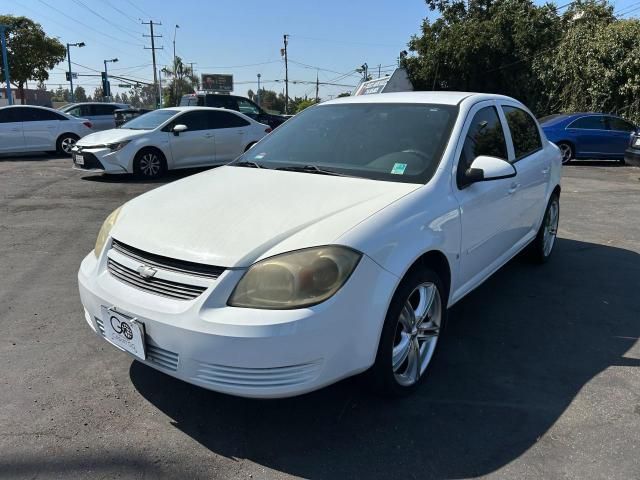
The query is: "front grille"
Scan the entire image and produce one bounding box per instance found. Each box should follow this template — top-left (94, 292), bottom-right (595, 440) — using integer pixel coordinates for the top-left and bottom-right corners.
top-left (74, 151), bottom-right (104, 170)
top-left (111, 239), bottom-right (224, 279)
top-left (107, 258), bottom-right (207, 300)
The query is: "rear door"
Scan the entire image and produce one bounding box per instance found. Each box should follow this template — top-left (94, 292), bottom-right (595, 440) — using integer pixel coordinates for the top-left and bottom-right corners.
top-left (21, 108), bottom-right (64, 151)
top-left (206, 110), bottom-right (250, 163)
top-left (0, 108), bottom-right (25, 153)
top-left (453, 102), bottom-right (522, 288)
top-left (566, 115), bottom-right (610, 157)
top-left (605, 116), bottom-right (636, 157)
top-left (166, 110), bottom-right (215, 168)
top-left (500, 103), bottom-right (549, 239)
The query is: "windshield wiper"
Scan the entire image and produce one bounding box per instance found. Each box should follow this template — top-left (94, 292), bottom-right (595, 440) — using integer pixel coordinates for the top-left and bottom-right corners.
top-left (275, 164), bottom-right (348, 176)
top-left (231, 160), bottom-right (266, 169)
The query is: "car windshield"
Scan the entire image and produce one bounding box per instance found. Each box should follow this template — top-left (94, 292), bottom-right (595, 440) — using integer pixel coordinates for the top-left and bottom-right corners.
top-left (121, 109), bottom-right (176, 130)
top-left (236, 103), bottom-right (458, 184)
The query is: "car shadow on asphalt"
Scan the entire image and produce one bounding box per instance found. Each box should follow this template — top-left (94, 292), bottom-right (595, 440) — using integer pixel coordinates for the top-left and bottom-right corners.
top-left (129, 237), bottom-right (640, 479)
top-left (79, 167), bottom-right (212, 184)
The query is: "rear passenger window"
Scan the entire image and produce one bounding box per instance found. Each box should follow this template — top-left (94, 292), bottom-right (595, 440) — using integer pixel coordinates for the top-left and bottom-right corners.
top-left (92, 105), bottom-right (117, 116)
top-left (568, 116), bottom-right (606, 130)
top-left (503, 106), bottom-right (542, 160)
top-left (205, 111), bottom-right (250, 128)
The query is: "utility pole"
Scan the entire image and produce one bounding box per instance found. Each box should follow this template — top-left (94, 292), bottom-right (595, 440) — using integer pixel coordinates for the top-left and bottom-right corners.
top-left (282, 34), bottom-right (289, 114)
top-left (378, 64), bottom-right (381, 78)
top-left (0, 24), bottom-right (12, 105)
top-left (66, 42), bottom-right (85, 102)
top-left (103, 58), bottom-right (118, 101)
top-left (256, 73), bottom-right (261, 106)
top-left (158, 67), bottom-right (163, 107)
top-left (172, 24), bottom-right (179, 102)
top-left (143, 20), bottom-right (163, 108)
top-left (315, 70), bottom-right (319, 103)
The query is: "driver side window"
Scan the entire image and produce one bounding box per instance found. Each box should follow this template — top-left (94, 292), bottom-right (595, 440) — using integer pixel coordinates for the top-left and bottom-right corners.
top-left (237, 98), bottom-right (260, 115)
top-left (458, 106), bottom-right (507, 187)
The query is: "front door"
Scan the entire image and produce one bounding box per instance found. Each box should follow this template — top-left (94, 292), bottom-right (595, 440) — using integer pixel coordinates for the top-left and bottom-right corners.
top-left (0, 108), bottom-right (25, 153)
top-left (166, 110), bottom-right (215, 168)
top-left (453, 102), bottom-right (522, 288)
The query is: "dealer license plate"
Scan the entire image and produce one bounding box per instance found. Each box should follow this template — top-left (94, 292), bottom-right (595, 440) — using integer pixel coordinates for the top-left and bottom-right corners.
top-left (101, 307), bottom-right (146, 360)
top-left (74, 154), bottom-right (84, 166)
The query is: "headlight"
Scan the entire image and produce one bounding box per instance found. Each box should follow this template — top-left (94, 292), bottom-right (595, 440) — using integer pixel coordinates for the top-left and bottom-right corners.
top-left (228, 246), bottom-right (361, 309)
top-left (94, 206), bottom-right (122, 258)
top-left (106, 140), bottom-right (130, 151)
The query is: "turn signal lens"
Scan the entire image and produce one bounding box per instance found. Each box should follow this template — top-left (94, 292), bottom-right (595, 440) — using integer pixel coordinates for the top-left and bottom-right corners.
top-left (94, 206), bottom-right (122, 258)
top-left (228, 246), bottom-right (361, 309)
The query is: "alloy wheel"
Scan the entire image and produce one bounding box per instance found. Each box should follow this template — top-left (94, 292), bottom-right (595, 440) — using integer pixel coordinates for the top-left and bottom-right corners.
top-left (139, 153), bottom-right (161, 177)
top-left (543, 197), bottom-right (559, 257)
top-left (392, 282), bottom-right (442, 387)
top-left (61, 137), bottom-right (77, 154)
top-left (558, 143), bottom-right (572, 164)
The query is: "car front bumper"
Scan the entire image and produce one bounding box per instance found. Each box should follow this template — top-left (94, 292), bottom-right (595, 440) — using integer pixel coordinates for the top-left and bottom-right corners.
top-left (624, 148), bottom-right (640, 167)
top-left (78, 244), bottom-right (398, 398)
top-left (72, 147), bottom-right (131, 174)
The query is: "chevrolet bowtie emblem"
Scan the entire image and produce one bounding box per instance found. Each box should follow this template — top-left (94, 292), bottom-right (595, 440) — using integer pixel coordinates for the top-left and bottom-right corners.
top-left (136, 265), bottom-right (157, 279)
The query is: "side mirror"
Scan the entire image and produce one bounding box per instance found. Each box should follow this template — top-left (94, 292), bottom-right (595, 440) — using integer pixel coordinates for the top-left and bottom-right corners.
top-left (464, 155), bottom-right (516, 186)
top-left (173, 124), bottom-right (188, 136)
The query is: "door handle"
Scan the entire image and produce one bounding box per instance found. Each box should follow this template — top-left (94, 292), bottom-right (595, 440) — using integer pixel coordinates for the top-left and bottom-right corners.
top-left (507, 182), bottom-right (520, 195)
top-left (542, 167), bottom-right (550, 175)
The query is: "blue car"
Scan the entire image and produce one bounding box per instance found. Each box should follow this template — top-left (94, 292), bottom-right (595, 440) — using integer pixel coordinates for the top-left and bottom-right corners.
top-left (539, 113), bottom-right (637, 164)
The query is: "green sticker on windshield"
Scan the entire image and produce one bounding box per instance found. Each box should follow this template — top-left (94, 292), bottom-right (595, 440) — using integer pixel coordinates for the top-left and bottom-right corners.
top-left (391, 163), bottom-right (407, 175)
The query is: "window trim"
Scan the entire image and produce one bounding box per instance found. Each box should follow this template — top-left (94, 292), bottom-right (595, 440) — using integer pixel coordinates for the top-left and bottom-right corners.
top-left (566, 114), bottom-right (608, 132)
top-left (501, 104), bottom-right (544, 162)
top-left (604, 115), bottom-right (636, 133)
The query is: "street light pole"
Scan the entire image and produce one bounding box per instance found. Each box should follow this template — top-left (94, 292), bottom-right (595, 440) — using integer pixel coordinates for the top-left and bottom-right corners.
top-left (173, 24), bottom-right (179, 102)
top-left (0, 24), bottom-right (12, 105)
top-left (66, 41), bottom-right (85, 102)
top-left (103, 57), bottom-right (118, 101)
top-left (257, 73), bottom-right (261, 107)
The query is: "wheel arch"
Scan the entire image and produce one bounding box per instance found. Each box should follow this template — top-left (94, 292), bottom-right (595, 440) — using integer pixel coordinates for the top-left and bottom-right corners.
top-left (133, 145), bottom-right (167, 173)
top-left (400, 249), bottom-right (452, 307)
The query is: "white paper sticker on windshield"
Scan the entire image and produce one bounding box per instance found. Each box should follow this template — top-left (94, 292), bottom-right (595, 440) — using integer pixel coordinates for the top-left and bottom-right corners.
top-left (254, 153), bottom-right (266, 159)
top-left (391, 163), bottom-right (407, 175)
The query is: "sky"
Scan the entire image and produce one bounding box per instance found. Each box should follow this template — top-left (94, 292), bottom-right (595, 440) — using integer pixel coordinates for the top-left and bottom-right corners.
top-left (7, 0), bottom-right (640, 101)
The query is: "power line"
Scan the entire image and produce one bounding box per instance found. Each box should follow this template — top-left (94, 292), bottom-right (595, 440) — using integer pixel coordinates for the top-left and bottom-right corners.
top-left (105, 0), bottom-right (142, 26)
top-left (289, 34), bottom-right (401, 48)
top-left (197, 60), bottom-right (280, 70)
top-left (71, 0), bottom-right (145, 43)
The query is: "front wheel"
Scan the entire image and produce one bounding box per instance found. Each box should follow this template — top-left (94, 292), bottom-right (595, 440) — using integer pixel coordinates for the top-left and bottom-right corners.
top-left (557, 142), bottom-right (573, 165)
top-left (530, 193), bottom-right (560, 264)
top-left (133, 149), bottom-right (166, 179)
top-left (368, 267), bottom-right (446, 396)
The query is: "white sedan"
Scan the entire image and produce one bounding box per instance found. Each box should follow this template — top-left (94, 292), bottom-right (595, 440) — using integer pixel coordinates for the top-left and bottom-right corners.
top-left (0, 105), bottom-right (93, 156)
top-left (72, 106), bottom-right (271, 178)
top-left (78, 92), bottom-right (562, 398)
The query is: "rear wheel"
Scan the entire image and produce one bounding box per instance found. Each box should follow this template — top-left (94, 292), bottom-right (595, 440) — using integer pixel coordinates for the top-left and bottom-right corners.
top-left (368, 267), bottom-right (446, 396)
top-left (133, 148), bottom-right (167, 179)
top-left (530, 193), bottom-right (560, 264)
top-left (56, 133), bottom-right (79, 156)
top-left (557, 142), bottom-right (573, 164)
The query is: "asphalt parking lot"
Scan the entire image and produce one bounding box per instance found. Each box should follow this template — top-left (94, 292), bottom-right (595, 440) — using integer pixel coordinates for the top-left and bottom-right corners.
top-left (1, 155), bottom-right (639, 480)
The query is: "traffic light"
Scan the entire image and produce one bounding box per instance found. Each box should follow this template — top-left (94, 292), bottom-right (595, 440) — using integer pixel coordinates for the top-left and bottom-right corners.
top-left (101, 72), bottom-right (111, 97)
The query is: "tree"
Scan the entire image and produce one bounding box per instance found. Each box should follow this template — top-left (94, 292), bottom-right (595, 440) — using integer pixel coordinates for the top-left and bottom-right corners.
top-left (93, 86), bottom-right (104, 100)
top-left (257, 89), bottom-right (286, 113)
top-left (337, 92), bottom-right (351, 98)
top-left (295, 98), bottom-right (317, 113)
top-left (247, 89), bottom-right (255, 100)
top-left (0, 15), bottom-right (66, 104)
top-left (74, 86), bottom-right (87, 102)
top-left (161, 56), bottom-right (197, 106)
top-left (129, 84), bottom-right (157, 108)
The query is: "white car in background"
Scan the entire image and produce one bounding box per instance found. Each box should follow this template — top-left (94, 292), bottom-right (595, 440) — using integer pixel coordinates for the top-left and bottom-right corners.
top-left (0, 105), bottom-right (93, 156)
top-left (78, 92), bottom-right (562, 398)
top-left (72, 107), bottom-right (271, 178)
top-left (59, 102), bottom-right (129, 131)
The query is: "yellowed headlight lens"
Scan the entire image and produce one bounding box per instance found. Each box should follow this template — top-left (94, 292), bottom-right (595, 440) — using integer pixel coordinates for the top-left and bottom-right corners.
top-left (94, 206), bottom-right (122, 258)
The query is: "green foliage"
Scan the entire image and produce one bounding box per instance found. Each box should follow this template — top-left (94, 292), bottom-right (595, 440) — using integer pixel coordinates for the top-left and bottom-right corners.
top-left (161, 57), bottom-right (197, 106)
top-left (295, 98), bottom-right (317, 113)
top-left (0, 15), bottom-right (66, 104)
top-left (404, 0), bottom-right (640, 122)
top-left (337, 92), bottom-right (351, 98)
top-left (74, 86), bottom-right (87, 102)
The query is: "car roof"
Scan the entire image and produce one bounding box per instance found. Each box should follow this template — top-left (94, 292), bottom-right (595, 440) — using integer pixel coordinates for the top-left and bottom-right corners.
top-left (0, 104), bottom-right (58, 111)
top-left (321, 91), bottom-right (516, 106)
top-left (159, 106), bottom-right (258, 123)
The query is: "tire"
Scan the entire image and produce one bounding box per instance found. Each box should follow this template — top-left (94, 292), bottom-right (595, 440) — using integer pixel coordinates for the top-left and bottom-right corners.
top-left (557, 142), bottom-right (573, 165)
top-left (56, 133), bottom-right (79, 156)
top-left (133, 148), bottom-right (167, 179)
top-left (530, 193), bottom-right (560, 264)
top-left (367, 267), bottom-right (446, 397)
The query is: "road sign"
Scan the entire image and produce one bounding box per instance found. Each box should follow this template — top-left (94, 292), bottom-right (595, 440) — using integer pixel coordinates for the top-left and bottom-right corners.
top-left (65, 72), bottom-right (78, 81)
top-left (118, 84), bottom-right (132, 88)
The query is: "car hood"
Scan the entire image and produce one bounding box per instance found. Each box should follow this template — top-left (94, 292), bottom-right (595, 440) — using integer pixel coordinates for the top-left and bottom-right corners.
top-left (111, 166), bottom-right (421, 268)
top-left (76, 128), bottom-right (145, 146)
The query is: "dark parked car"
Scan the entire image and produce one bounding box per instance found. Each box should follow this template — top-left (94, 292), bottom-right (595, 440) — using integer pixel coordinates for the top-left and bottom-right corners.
top-left (114, 108), bottom-right (153, 128)
top-left (540, 113), bottom-right (637, 164)
top-left (624, 132), bottom-right (640, 167)
top-left (179, 93), bottom-right (287, 129)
